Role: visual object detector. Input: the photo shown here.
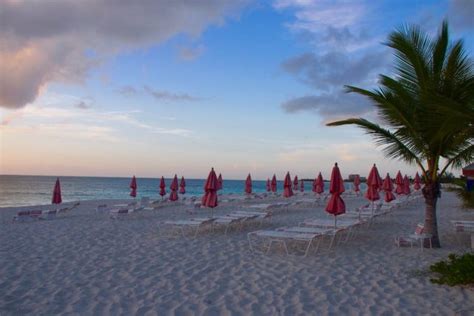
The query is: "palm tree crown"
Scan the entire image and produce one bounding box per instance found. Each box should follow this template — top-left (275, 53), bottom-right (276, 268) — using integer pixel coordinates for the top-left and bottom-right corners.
top-left (327, 21), bottom-right (473, 247)
top-left (328, 21), bottom-right (473, 183)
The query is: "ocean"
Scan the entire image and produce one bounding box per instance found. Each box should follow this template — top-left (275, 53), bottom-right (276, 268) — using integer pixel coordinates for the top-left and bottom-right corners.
top-left (0, 175), bottom-right (366, 208)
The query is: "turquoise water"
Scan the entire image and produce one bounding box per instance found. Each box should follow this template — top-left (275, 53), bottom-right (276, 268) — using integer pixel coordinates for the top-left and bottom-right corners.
top-left (0, 175), bottom-right (365, 207)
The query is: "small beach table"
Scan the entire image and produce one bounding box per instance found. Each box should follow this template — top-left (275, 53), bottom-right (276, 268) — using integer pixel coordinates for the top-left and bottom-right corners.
top-left (452, 220), bottom-right (474, 249)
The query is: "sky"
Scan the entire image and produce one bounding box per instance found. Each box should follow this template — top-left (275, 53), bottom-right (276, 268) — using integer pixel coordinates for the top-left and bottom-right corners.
top-left (0, 0), bottom-right (473, 180)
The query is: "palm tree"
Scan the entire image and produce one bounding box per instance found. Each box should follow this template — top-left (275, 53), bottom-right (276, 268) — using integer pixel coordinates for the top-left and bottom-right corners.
top-left (327, 21), bottom-right (474, 247)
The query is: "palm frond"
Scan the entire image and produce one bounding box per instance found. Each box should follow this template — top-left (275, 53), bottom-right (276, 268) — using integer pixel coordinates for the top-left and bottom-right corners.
top-left (440, 143), bottom-right (474, 176)
top-left (326, 118), bottom-right (425, 170)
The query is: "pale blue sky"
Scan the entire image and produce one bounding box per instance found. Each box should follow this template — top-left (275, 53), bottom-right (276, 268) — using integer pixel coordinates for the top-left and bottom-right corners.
top-left (1, 0), bottom-right (472, 179)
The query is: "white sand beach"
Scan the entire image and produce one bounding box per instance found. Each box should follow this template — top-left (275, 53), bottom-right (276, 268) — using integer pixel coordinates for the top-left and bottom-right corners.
top-left (1, 191), bottom-right (473, 315)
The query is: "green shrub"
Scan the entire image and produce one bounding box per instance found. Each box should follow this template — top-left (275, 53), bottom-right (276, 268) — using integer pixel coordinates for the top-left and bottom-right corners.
top-left (430, 253), bottom-right (474, 286)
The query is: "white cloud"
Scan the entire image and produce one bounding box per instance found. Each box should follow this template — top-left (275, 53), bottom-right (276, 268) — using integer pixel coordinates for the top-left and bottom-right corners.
top-left (0, 0), bottom-right (248, 109)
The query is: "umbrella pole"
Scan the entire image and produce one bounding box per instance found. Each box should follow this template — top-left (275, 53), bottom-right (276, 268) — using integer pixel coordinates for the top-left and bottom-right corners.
top-left (334, 216), bottom-right (337, 229)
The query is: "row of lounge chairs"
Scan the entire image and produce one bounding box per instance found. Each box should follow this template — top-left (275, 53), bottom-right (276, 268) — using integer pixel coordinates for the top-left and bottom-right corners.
top-left (159, 210), bottom-right (273, 238)
top-left (248, 216), bottom-right (365, 257)
top-left (12, 202), bottom-right (80, 223)
top-left (248, 194), bottom-right (426, 256)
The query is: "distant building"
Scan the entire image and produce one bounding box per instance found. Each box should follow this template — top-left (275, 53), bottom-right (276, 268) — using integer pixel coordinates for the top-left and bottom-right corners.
top-left (347, 174), bottom-right (366, 182)
top-left (348, 174), bottom-right (359, 182)
top-left (462, 163), bottom-right (474, 192)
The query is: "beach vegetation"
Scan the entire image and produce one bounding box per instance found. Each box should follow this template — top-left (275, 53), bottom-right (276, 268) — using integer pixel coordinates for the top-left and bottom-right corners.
top-left (430, 253), bottom-right (474, 286)
top-left (327, 21), bottom-right (474, 247)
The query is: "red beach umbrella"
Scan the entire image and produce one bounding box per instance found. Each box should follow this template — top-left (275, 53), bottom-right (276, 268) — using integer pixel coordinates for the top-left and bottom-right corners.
top-left (129, 176), bottom-right (137, 198)
top-left (217, 173), bottom-right (223, 191)
top-left (403, 175), bottom-right (411, 195)
top-left (315, 172), bottom-right (324, 194)
top-left (159, 176), bottom-right (166, 199)
top-left (202, 168), bottom-right (218, 217)
top-left (52, 178), bottom-right (62, 204)
top-left (353, 174), bottom-right (361, 194)
top-left (365, 164), bottom-right (381, 203)
top-left (283, 172), bottom-right (294, 198)
top-left (300, 179), bottom-right (304, 192)
top-left (266, 178), bottom-right (271, 192)
top-left (169, 174), bottom-right (179, 201)
top-left (245, 174), bottom-right (252, 194)
top-left (382, 173), bottom-right (396, 203)
top-left (413, 172), bottom-right (421, 190)
top-left (179, 176), bottom-right (186, 194)
top-left (326, 163), bottom-right (346, 227)
top-left (271, 174), bottom-right (277, 193)
top-left (395, 171), bottom-right (404, 195)
top-left (293, 175), bottom-right (299, 191)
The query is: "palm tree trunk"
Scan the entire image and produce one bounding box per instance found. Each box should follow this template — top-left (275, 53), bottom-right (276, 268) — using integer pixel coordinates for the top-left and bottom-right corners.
top-left (422, 181), bottom-right (441, 248)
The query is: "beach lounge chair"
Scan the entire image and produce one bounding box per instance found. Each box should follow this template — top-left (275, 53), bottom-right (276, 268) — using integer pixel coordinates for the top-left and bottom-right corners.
top-left (231, 210), bottom-right (272, 227)
top-left (395, 223), bottom-right (432, 250)
top-left (12, 210), bottom-right (43, 223)
top-left (300, 219), bottom-right (359, 247)
top-left (57, 202), bottom-right (80, 215)
top-left (109, 208), bottom-right (133, 219)
top-left (96, 204), bottom-right (108, 213)
top-left (212, 215), bottom-right (248, 234)
top-left (247, 229), bottom-right (326, 257)
top-left (160, 218), bottom-right (216, 238)
top-left (40, 210), bottom-right (57, 220)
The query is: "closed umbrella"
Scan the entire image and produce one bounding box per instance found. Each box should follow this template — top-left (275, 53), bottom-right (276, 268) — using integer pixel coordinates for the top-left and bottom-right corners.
top-left (284, 172), bottom-right (294, 198)
top-left (315, 172), bottom-right (324, 195)
top-left (382, 173), bottom-right (396, 203)
top-left (129, 176), bottom-right (137, 198)
top-left (395, 171), bottom-right (404, 195)
top-left (245, 174), bottom-right (252, 194)
top-left (202, 167), bottom-right (218, 217)
top-left (413, 172), bottom-right (421, 191)
top-left (300, 179), bottom-right (304, 192)
top-left (217, 173), bottom-right (223, 191)
top-left (271, 174), bottom-right (277, 193)
top-left (159, 176), bottom-right (166, 200)
top-left (403, 175), bottom-right (411, 195)
top-left (293, 175), bottom-right (298, 191)
top-left (179, 176), bottom-right (186, 194)
top-left (353, 175), bottom-right (361, 195)
top-left (266, 178), bottom-right (271, 192)
top-left (169, 174), bottom-right (179, 201)
top-left (52, 178), bottom-right (62, 204)
top-left (326, 163), bottom-right (345, 227)
top-left (365, 164), bottom-right (381, 214)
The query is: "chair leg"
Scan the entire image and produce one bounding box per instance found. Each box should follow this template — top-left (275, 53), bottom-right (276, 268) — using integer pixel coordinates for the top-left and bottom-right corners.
top-left (304, 239), bottom-right (313, 257)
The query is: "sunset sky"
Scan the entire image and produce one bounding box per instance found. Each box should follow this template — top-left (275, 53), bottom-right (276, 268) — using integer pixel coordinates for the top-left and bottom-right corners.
top-left (1, 0), bottom-right (473, 179)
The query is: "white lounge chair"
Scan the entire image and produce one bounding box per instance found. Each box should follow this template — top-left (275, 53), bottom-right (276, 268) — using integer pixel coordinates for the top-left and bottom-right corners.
top-left (247, 229), bottom-right (327, 257)
top-left (395, 223), bottom-right (432, 250)
top-left (160, 218), bottom-right (216, 238)
top-left (96, 204), bottom-right (108, 213)
top-left (57, 202), bottom-right (80, 215)
top-left (109, 208), bottom-right (132, 219)
top-left (300, 219), bottom-right (359, 247)
top-left (40, 210), bottom-right (57, 220)
top-left (212, 215), bottom-right (247, 234)
top-left (12, 210), bottom-right (43, 223)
